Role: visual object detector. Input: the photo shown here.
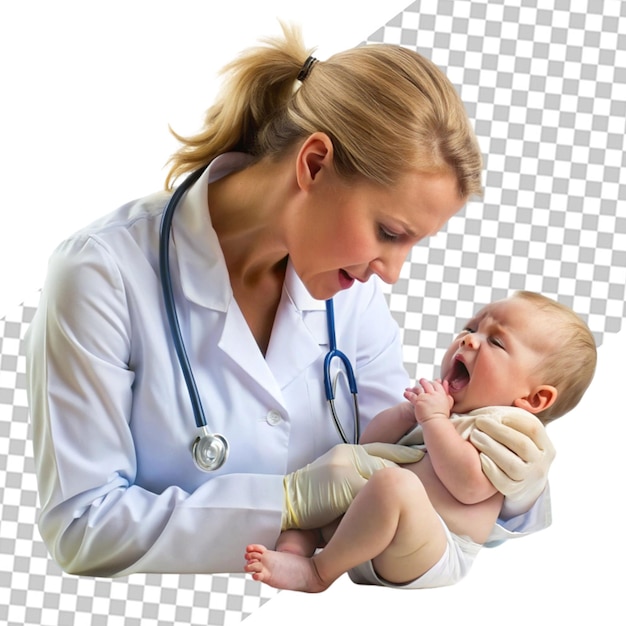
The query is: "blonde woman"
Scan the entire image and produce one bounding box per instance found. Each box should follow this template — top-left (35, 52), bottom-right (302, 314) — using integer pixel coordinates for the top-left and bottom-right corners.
top-left (26, 24), bottom-right (554, 577)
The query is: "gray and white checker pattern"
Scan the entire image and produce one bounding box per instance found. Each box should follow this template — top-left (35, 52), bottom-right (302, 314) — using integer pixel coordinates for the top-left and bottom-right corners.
top-left (1, 1), bottom-right (624, 624)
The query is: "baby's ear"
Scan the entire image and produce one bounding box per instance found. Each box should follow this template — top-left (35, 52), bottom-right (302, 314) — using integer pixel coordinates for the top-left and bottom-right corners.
top-left (513, 385), bottom-right (558, 414)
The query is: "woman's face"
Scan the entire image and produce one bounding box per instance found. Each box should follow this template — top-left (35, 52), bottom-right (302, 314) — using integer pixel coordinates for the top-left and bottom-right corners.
top-left (289, 166), bottom-right (466, 300)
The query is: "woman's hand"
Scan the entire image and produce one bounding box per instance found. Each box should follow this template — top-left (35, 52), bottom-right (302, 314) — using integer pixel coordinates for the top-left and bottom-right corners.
top-left (469, 411), bottom-right (556, 518)
top-left (282, 443), bottom-right (423, 530)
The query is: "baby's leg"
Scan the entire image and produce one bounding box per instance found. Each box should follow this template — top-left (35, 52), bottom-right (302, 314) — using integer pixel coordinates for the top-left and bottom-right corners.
top-left (245, 467), bottom-right (446, 591)
top-left (275, 529), bottom-right (320, 557)
top-left (314, 466), bottom-right (447, 586)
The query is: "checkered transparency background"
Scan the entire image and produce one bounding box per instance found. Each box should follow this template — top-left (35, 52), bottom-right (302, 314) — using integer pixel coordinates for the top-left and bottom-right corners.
top-left (1, 1), bottom-right (624, 625)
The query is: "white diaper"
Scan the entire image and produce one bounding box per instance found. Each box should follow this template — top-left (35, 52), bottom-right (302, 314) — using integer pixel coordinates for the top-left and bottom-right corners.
top-left (348, 516), bottom-right (482, 589)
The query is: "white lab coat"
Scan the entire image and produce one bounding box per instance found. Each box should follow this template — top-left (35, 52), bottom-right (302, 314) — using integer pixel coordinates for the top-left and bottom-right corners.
top-left (25, 153), bottom-right (549, 577)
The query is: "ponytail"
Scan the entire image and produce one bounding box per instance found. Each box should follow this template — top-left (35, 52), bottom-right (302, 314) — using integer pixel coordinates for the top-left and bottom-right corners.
top-left (166, 23), bottom-right (483, 199)
top-left (165, 23), bottom-right (313, 189)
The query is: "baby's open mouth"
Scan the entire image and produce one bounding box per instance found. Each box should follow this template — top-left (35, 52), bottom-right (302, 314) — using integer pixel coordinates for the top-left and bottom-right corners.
top-left (445, 358), bottom-right (470, 392)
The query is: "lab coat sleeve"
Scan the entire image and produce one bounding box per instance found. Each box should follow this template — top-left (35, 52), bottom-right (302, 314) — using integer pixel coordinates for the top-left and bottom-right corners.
top-left (486, 485), bottom-right (552, 546)
top-left (26, 236), bottom-right (284, 576)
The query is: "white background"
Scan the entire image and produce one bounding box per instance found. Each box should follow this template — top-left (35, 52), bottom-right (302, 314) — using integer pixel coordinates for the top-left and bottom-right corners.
top-left (1, 2), bottom-right (623, 624)
top-left (0, 0), bottom-right (408, 319)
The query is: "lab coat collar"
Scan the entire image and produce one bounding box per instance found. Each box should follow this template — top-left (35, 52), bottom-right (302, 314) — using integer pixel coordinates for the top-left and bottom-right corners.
top-left (173, 152), bottom-right (327, 315)
top-left (173, 153), bottom-right (255, 311)
top-left (267, 259), bottom-right (329, 389)
top-left (283, 262), bottom-right (327, 313)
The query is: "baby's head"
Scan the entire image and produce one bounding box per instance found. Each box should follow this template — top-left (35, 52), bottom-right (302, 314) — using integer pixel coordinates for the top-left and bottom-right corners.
top-left (441, 291), bottom-right (597, 424)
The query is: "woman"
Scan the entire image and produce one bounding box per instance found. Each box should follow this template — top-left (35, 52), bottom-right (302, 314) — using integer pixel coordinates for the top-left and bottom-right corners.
top-left (25, 24), bottom-right (554, 577)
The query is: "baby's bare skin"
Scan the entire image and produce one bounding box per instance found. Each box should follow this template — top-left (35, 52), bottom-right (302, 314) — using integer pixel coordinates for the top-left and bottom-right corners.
top-left (245, 544), bottom-right (330, 592)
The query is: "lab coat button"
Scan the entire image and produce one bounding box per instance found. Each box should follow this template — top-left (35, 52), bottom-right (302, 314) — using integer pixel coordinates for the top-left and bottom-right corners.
top-left (266, 410), bottom-right (282, 426)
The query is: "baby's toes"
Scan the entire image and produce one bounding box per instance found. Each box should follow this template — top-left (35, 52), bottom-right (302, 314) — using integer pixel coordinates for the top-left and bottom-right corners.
top-left (245, 544), bottom-right (267, 562)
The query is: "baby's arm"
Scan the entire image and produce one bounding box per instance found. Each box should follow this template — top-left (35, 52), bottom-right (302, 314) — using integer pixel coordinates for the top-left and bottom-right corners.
top-left (359, 401), bottom-right (417, 445)
top-left (406, 379), bottom-right (498, 504)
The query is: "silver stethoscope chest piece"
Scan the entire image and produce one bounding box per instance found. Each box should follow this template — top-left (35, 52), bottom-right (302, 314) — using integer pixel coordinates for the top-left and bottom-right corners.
top-left (192, 427), bottom-right (229, 472)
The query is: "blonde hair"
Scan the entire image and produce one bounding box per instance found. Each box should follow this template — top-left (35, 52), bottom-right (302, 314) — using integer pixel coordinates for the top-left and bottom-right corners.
top-left (512, 291), bottom-right (597, 424)
top-left (165, 23), bottom-right (483, 198)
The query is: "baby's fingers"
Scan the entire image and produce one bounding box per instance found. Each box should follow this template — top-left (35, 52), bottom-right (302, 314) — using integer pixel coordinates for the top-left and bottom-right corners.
top-left (418, 378), bottom-right (436, 393)
top-left (403, 388), bottom-right (420, 403)
top-left (405, 383), bottom-right (423, 395)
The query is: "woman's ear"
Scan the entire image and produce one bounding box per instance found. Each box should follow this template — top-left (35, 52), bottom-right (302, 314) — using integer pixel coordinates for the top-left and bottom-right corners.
top-left (513, 385), bottom-right (558, 414)
top-left (295, 132), bottom-right (334, 190)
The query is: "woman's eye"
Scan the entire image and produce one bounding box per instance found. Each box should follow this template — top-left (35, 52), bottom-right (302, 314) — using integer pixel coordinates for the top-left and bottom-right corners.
top-left (378, 226), bottom-right (399, 242)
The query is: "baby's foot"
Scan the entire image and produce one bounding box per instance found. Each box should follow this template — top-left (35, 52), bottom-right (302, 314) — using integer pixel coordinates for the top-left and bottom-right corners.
top-left (244, 544), bottom-right (329, 593)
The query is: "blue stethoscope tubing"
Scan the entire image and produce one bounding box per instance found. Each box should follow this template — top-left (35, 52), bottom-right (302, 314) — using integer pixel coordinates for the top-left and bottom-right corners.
top-left (159, 166), bottom-right (360, 471)
top-left (324, 299), bottom-right (360, 444)
top-left (159, 166), bottom-right (230, 472)
top-left (159, 165), bottom-right (207, 430)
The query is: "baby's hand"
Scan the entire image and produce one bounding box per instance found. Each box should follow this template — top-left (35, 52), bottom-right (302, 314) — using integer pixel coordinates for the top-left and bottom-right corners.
top-left (404, 378), bottom-right (454, 424)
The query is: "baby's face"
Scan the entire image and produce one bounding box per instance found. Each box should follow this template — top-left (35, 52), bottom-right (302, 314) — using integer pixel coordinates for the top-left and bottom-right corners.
top-left (440, 297), bottom-right (552, 414)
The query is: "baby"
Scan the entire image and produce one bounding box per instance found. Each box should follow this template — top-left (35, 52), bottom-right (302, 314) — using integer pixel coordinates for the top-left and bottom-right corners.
top-left (244, 291), bottom-right (597, 591)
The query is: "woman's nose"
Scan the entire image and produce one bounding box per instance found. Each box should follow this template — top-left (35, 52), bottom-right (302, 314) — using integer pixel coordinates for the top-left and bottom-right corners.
top-left (369, 248), bottom-right (410, 284)
top-left (368, 258), bottom-right (403, 284)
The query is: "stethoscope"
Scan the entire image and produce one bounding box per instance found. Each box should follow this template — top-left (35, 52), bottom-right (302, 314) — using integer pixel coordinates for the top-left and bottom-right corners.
top-left (159, 167), bottom-right (360, 472)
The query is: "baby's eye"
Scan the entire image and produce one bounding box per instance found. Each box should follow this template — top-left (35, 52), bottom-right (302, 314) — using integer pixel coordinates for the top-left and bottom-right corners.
top-left (489, 336), bottom-right (505, 349)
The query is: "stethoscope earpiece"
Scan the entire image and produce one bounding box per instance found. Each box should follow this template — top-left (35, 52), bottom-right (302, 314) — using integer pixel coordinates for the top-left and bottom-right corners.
top-left (192, 427), bottom-right (229, 472)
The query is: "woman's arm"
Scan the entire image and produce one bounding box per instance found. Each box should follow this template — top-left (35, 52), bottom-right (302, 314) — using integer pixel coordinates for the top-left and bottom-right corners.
top-left (25, 235), bottom-right (286, 576)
